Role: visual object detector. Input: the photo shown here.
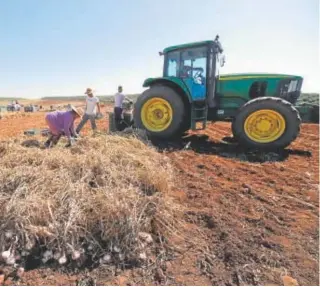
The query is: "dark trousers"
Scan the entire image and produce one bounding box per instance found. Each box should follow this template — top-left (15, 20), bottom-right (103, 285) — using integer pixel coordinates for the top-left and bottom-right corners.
top-left (114, 107), bottom-right (123, 121)
top-left (114, 107), bottom-right (125, 131)
top-left (76, 114), bottom-right (97, 133)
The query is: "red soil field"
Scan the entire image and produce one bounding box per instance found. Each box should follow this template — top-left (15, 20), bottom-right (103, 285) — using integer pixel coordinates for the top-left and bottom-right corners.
top-left (0, 101), bottom-right (318, 285)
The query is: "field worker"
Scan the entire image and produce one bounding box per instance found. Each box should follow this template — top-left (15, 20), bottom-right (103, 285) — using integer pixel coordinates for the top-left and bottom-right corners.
top-left (76, 88), bottom-right (101, 134)
top-left (114, 86), bottom-right (132, 122)
top-left (44, 106), bottom-right (81, 148)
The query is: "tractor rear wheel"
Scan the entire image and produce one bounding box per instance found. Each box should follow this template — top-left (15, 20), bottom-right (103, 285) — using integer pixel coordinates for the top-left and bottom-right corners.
top-left (133, 86), bottom-right (185, 139)
top-left (232, 97), bottom-right (301, 150)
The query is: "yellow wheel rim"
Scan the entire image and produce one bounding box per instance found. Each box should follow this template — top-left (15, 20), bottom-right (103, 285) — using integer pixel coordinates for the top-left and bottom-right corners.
top-left (244, 109), bottom-right (286, 143)
top-left (141, 97), bottom-right (173, 132)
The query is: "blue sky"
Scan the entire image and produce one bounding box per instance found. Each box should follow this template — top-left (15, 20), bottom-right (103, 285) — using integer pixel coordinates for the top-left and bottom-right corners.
top-left (0, 0), bottom-right (319, 98)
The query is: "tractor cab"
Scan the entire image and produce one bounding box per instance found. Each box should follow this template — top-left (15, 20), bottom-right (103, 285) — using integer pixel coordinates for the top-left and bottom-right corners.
top-left (160, 36), bottom-right (225, 107)
top-left (163, 45), bottom-right (207, 100)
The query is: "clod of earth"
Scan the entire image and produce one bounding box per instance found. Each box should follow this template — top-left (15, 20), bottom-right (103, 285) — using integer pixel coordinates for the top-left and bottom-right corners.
top-left (0, 274), bottom-right (5, 285)
top-left (242, 183), bottom-right (252, 192)
top-left (16, 267), bottom-right (25, 278)
top-left (138, 232), bottom-right (153, 244)
top-left (282, 275), bottom-right (299, 286)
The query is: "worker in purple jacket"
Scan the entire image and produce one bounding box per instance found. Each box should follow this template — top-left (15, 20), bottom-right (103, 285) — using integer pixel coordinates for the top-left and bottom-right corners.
top-left (44, 106), bottom-right (81, 148)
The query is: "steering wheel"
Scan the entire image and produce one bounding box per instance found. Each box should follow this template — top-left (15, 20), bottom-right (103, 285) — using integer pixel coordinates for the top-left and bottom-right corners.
top-left (193, 70), bottom-right (202, 79)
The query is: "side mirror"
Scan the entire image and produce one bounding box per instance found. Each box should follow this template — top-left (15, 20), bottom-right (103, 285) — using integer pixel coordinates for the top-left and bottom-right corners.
top-left (159, 51), bottom-right (164, 56)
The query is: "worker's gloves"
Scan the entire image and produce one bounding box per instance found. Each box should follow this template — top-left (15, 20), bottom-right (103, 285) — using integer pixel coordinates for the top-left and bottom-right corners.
top-left (65, 139), bottom-right (75, 148)
top-left (44, 140), bottom-right (52, 149)
top-left (72, 133), bottom-right (80, 140)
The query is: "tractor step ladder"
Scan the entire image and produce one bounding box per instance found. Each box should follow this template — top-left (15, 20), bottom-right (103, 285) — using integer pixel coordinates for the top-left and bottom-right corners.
top-left (190, 102), bottom-right (208, 130)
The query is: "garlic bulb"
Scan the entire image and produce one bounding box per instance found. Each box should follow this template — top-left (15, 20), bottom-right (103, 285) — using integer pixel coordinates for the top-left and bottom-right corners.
top-left (17, 267), bottom-right (25, 278)
top-left (113, 246), bottom-right (120, 253)
top-left (1, 246), bottom-right (12, 260)
top-left (118, 253), bottom-right (124, 261)
top-left (5, 230), bottom-right (13, 239)
top-left (25, 239), bottom-right (35, 251)
top-left (53, 251), bottom-right (61, 260)
top-left (87, 244), bottom-right (94, 251)
top-left (6, 255), bottom-right (16, 265)
top-left (42, 250), bottom-right (53, 263)
top-left (99, 253), bottom-right (112, 264)
top-left (21, 250), bottom-right (29, 257)
top-left (58, 253), bottom-right (67, 265)
top-left (138, 232), bottom-right (153, 244)
top-left (72, 250), bottom-right (81, 260)
top-left (139, 252), bottom-right (147, 260)
top-left (43, 250), bottom-right (53, 258)
top-left (103, 254), bottom-right (111, 262)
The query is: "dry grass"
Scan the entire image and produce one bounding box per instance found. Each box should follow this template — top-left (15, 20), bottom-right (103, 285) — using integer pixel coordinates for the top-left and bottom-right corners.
top-left (0, 135), bottom-right (180, 267)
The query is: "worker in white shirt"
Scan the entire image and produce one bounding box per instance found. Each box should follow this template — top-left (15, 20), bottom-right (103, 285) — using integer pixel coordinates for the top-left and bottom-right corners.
top-left (113, 86), bottom-right (133, 131)
top-left (114, 85), bottom-right (132, 122)
top-left (76, 88), bottom-right (101, 134)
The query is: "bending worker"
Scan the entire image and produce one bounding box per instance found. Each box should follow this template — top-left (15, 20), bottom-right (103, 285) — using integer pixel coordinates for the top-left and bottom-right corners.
top-left (44, 106), bottom-right (81, 148)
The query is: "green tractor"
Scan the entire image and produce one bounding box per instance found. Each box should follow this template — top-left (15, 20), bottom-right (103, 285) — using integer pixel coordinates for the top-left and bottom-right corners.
top-left (131, 35), bottom-right (306, 150)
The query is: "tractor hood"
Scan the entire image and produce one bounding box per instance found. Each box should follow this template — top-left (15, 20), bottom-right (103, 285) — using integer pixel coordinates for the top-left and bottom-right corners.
top-left (217, 73), bottom-right (304, 105)
top-left (218, 73), bottom-right (303, 81)
top-left (144, 74), bottom-right (303, 86)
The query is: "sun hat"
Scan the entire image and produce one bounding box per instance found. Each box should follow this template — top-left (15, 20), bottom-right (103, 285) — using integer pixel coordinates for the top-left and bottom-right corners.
top-left (85, 88), bottom-right (93, 95)
top-left (70, 105), bottom-right (82, 117)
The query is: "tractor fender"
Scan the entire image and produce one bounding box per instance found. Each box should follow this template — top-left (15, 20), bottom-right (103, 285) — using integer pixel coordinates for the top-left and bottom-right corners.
top-left (143, 77), bottom-right (192, 104)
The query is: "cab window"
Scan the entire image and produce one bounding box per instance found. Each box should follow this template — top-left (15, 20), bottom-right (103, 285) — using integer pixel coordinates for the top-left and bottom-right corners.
top-left (165, 51), bottom-right (180, 77)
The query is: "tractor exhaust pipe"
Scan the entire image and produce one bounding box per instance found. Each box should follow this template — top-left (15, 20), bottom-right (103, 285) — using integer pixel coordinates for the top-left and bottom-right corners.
top-left (214, 35), bottom-right (223, 54)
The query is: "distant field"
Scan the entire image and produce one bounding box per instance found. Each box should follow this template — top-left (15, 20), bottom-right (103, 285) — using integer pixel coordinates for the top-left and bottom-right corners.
top-left (0, 97), bottom-right (25, 101)
top-left (41, 94), bottom-right (140, 103)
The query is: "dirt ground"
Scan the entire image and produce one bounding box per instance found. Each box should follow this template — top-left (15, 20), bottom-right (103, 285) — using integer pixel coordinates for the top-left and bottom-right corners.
top-left (0, 101), bottom-right (319, 286)
top-left (0, 100), bottom-right (111, 139)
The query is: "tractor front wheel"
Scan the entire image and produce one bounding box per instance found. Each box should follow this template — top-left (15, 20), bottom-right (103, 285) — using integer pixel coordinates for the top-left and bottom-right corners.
top-left (232, 97), bottom-right (301, 150)
top-left (133, 86), bottom-right (185, 139)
